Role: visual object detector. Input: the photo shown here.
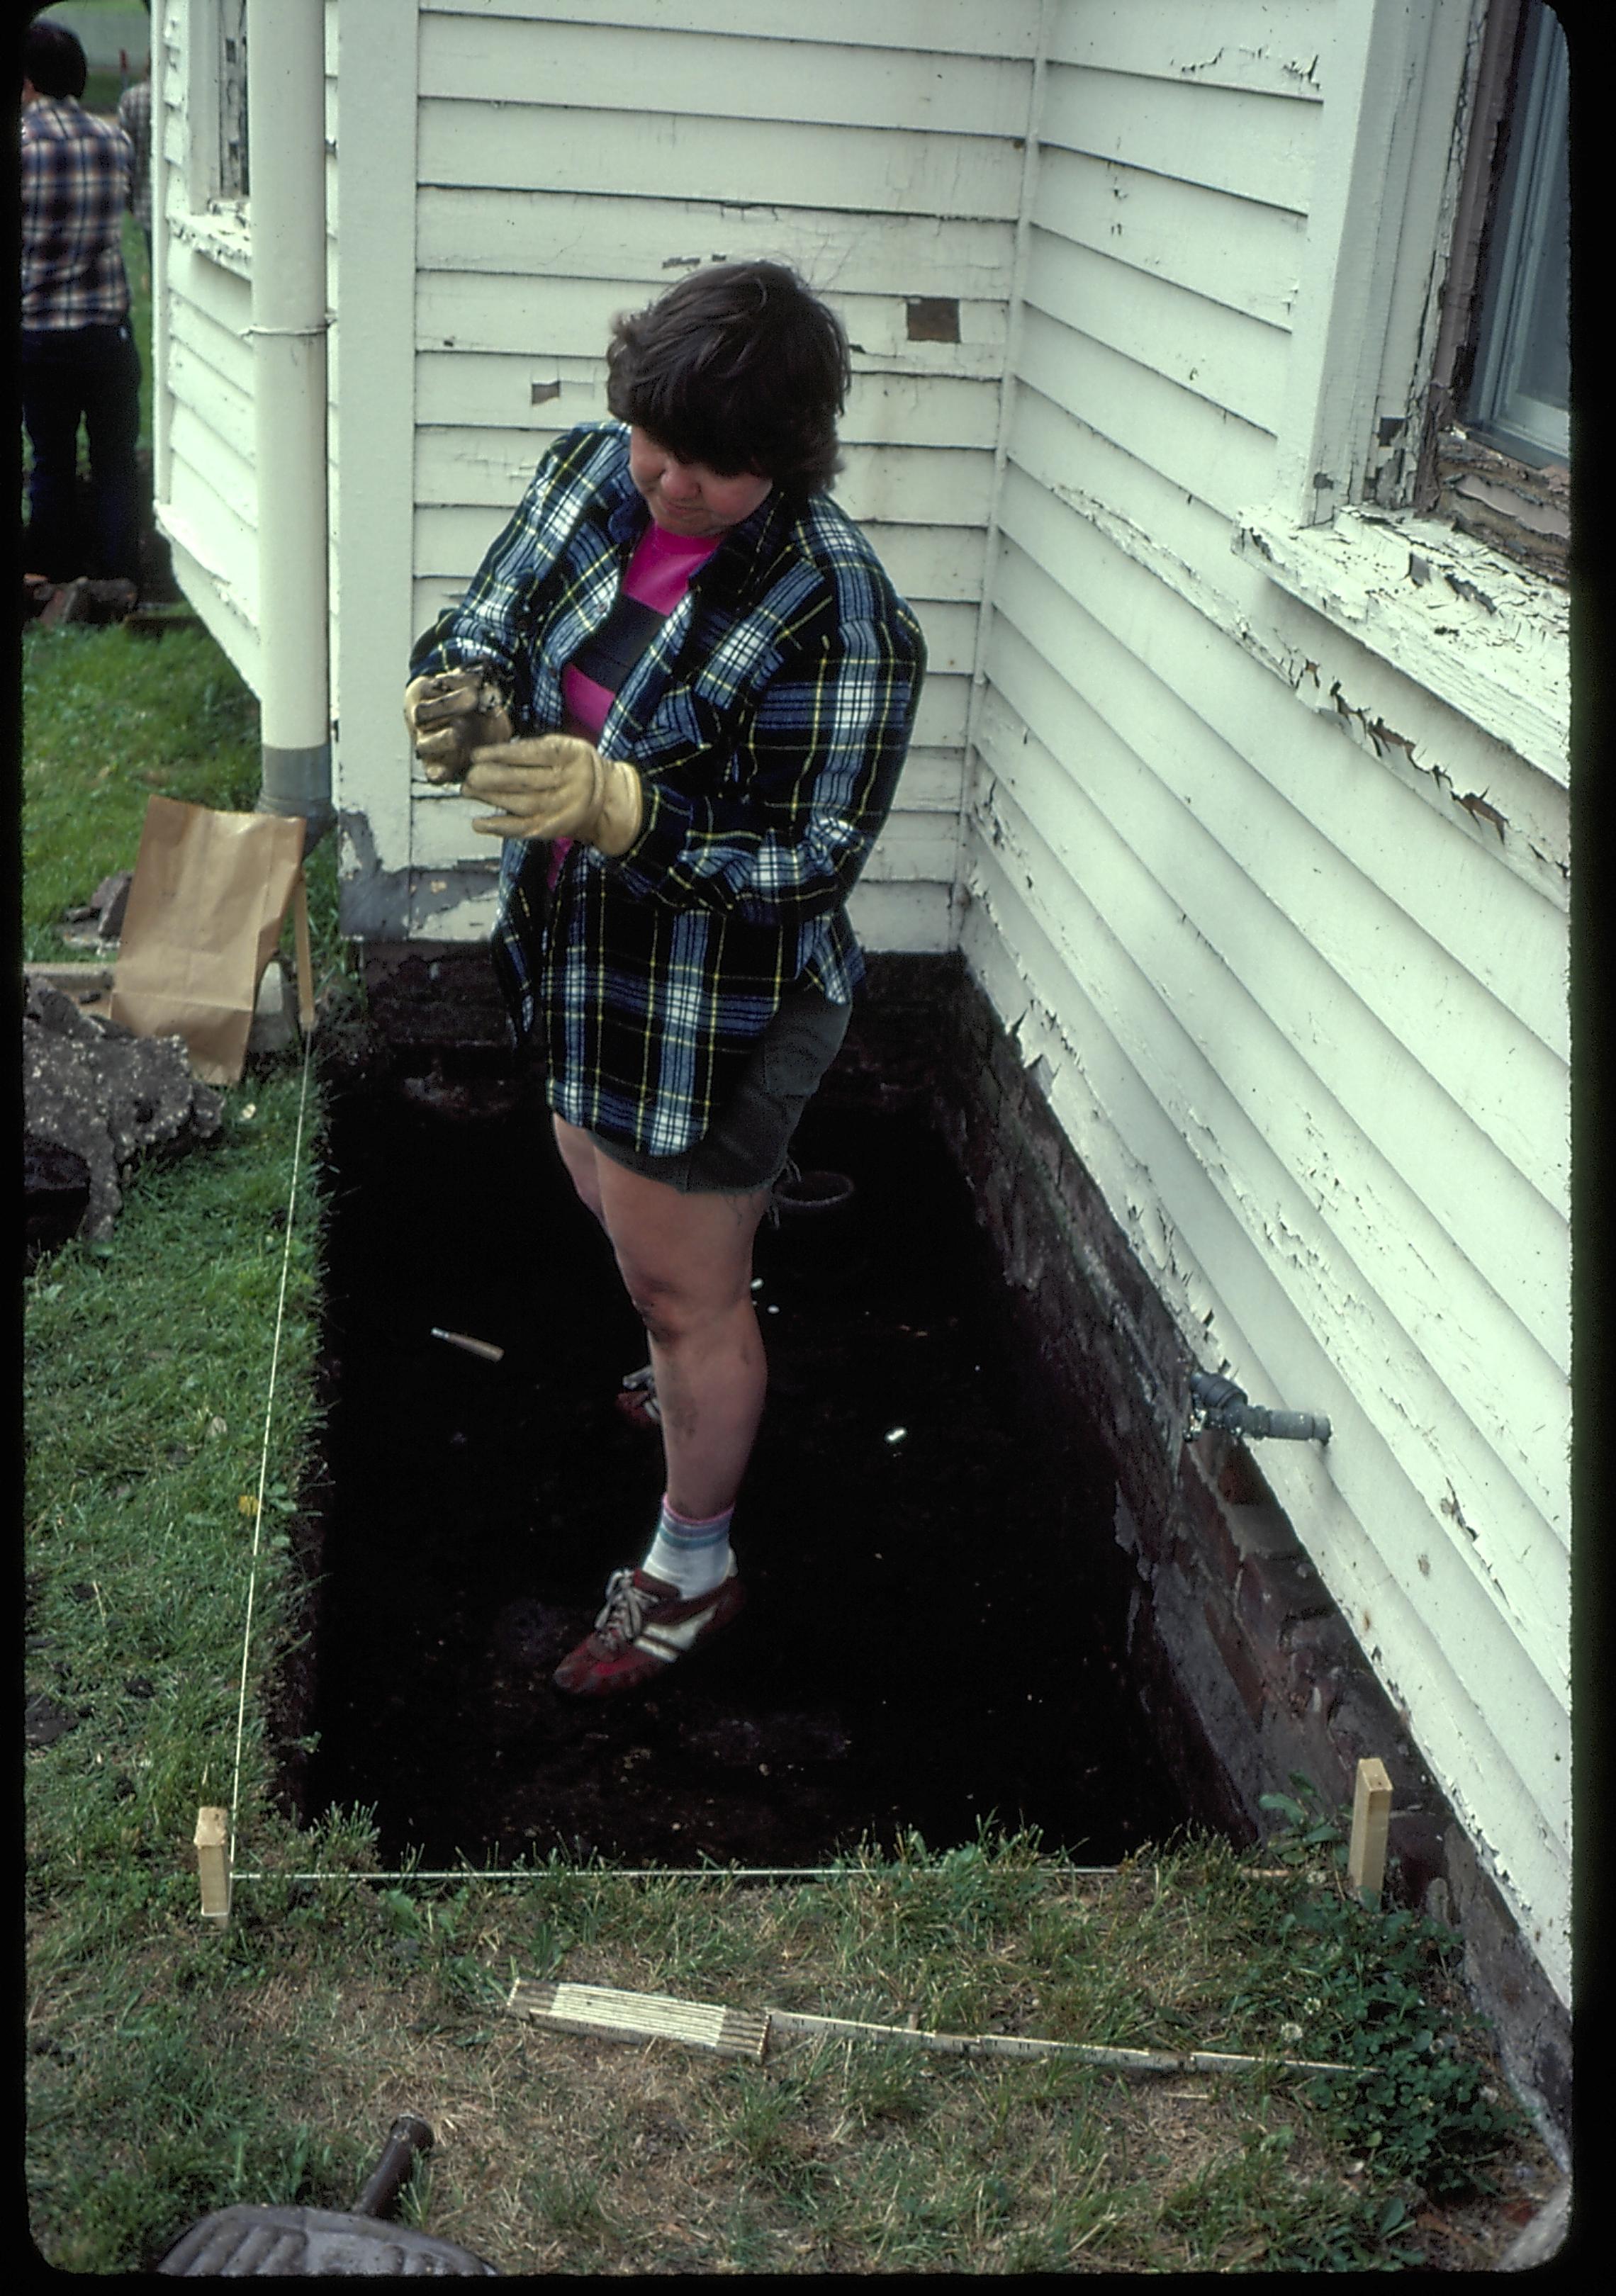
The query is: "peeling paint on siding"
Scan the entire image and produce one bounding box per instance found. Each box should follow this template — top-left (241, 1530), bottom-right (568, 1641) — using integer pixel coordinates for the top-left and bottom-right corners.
top-left (1231, 507), bottom-right (1569, 793)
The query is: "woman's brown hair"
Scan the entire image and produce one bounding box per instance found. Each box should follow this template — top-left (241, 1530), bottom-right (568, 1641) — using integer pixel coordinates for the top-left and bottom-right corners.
top-left (606, 261), bottom-right (851, 497)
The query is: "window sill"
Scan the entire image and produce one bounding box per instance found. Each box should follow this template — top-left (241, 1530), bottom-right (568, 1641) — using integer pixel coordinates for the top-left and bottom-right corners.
top-left (1231, 505), bottom-right (1568, 787)
top-left (172, 202), bottom-right (252, 281)
top-left (1430, 427), bottom-right (1569, 585)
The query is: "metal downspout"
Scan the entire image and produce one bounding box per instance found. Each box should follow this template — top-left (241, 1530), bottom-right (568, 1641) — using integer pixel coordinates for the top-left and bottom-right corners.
top-left (246, 0), bottom-right (332, 841)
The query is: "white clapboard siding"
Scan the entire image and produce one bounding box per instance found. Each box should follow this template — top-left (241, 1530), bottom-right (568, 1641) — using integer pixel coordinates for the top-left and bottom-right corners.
top-left (1039, 57), bottom-right (1318, 210)
top-left (1022, 226), bottom-right (1289, 439)
top-left (989, 490), bottom-right (1571, 1227)
top-left (163, 522), bottom-right (260, 690)
top-left (1006, 378), bottom-right (1262, 607)
top-left (848, 878), bottom-right (956, 953)
top-left (962, 0), bottom-right (1569, 2000)
top-left (1011, 311), bottom-right (1276, 534)
top-left (428, 0), bottom-right (1043, 59)
top-left (415, 273), bottom-right (1012, 382)
top-left (154, 1), bottom-right (342, 699)
top-left (414, 186), bottom-right (1019, 303)
top-left (166, 294), bottom-right (254, 401)
top-left (167, 337), bottom-right (254, 469)
top-left (977, 546), bottom-right (1570, 1552)
top-left (417, 99), bottom-right (1025, 225)
top-left (1032, 145), bottom-right (1306, 330)
top-left (1045, 0), bottom-right (1327, 94)
top-left (417, 12), bottom-right (1033, 137)
top-left (167, 403), bottom-right (256, 580)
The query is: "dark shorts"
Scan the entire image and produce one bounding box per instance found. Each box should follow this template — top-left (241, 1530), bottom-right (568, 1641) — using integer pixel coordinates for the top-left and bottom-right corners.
top-left (589, 984), bottom-right (851, 1195)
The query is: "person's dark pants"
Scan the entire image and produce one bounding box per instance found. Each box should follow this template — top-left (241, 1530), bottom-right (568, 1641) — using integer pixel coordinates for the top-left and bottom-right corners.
top-left (21, 322), bottom-right (142, 584)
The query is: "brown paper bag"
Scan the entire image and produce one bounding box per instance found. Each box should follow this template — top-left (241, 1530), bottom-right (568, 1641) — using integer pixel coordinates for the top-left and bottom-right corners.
top-left (110, 797), bottom-right (310, 1086)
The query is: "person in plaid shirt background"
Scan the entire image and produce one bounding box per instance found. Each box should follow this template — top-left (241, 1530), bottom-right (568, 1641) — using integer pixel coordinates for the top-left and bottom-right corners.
top-left (404, 263), bottom-right (925, 1699)
top-left (21, 18), bottom-right (140, 591)
top-left (118, 61), bottom-right (152, 267)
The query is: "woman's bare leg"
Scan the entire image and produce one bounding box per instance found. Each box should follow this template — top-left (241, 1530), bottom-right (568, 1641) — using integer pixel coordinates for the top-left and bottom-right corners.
top-left (552, 1114), bottom-right (769, 1519)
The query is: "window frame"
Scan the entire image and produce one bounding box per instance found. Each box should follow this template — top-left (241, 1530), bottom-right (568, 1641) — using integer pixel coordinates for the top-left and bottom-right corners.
top-left (1414, 0), bottom-right (1569, 581)
top-left (1233, 0), bottom-right (1569, 778)
top-left (179, 0), bottom-right (249, 223)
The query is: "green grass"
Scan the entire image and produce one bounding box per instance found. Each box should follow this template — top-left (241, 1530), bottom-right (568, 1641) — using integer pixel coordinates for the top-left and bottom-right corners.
top-left (21, 621), bottom-right (340, 961)
top-left (23, 627), bottom-right (1557, 2272)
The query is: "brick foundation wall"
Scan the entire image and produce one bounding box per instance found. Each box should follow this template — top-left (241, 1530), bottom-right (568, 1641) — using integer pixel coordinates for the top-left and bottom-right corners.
top-left (837, 953), bottom-right (1571, 2162)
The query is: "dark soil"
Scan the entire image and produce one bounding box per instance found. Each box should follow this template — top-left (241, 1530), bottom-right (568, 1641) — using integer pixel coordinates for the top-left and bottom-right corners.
top-left (304, 1065), bottom-right (1187, 1870)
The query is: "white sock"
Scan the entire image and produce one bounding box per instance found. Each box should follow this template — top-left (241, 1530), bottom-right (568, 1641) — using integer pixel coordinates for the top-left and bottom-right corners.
top-left (641, 1495), bottom-right (734, 1599)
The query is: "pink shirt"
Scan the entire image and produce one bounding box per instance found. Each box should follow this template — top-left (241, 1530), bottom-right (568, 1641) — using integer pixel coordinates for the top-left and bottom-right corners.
top-left (562, 522), bottom-right (723, 741)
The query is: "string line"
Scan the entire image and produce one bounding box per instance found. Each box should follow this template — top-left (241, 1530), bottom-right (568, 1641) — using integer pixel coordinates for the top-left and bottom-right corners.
top-left (228, 1014), bottom-right (318, 1872)
top-left (227, 1864), bottom-right (1136, 1886)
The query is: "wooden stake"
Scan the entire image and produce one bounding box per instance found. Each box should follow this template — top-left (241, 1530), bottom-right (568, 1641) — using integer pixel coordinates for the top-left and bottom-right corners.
top-left (195, 1806), bottom-right (232, 1924)
top-left (1347, 1757), bottom-right (1393, 1901)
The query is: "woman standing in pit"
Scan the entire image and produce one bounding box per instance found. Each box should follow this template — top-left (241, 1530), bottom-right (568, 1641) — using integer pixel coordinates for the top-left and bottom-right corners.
top-left (403, 261), bottom-right (925, 1699)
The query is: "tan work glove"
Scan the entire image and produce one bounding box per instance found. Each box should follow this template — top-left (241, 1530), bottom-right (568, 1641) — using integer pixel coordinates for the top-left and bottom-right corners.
top-left (403, 667), bottom-right (512, 784)
top-left (463, 735), bottom-right (644, 857)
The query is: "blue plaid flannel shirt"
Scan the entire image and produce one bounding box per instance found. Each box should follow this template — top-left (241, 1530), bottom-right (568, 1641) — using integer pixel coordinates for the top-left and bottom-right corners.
top-left (21, 96), bottom-right (133, 330)
top-left (410, 422), bottom-right (926, 1157)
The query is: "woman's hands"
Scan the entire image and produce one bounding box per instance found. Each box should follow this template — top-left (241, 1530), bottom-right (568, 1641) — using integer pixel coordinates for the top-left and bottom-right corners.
top-left (464, 735), bottom-right (645, 856)
top-left (404, 668), bottom-right (643, 850)
top-left (403, 668), bottom-right (512, 783)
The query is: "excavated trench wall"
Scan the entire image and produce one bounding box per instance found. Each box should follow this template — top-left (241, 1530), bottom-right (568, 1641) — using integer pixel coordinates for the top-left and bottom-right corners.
top-left (322, 942), bottom-right (1568, 2152)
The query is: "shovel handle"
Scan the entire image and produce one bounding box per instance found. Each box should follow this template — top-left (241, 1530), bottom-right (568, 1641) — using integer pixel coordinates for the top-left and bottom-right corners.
top-left (354, 2115), bottom-right (435, 2219)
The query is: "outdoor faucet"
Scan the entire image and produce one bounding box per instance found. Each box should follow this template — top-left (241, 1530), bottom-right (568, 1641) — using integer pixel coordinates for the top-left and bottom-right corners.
top-left (1188, 1372), bottom-right (1331, 1445)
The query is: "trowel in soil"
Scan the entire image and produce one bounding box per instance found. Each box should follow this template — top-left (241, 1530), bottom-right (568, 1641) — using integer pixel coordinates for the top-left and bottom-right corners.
top-left (156, 2112), bottom-right (498, 2275)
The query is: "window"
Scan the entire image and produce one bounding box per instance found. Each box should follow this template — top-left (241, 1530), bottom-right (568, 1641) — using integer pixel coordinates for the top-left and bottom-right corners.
top-left (1230, 0), bottom-right (1571, 783)
top-left (218, 0), bottom-right (249, 201)
top-left (1418, 1), bottom-right (1569, 578)
top-left (182, 0), bottom-right (249, 214)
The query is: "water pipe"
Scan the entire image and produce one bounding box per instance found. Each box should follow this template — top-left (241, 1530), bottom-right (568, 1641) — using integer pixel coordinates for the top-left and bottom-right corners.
top-left (1189, 1371), bottom-right (1332, 1445)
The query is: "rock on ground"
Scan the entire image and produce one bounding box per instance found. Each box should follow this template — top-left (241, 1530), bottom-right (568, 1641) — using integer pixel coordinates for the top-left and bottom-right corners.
top-left (23, 979), bottom-right (223, 1256)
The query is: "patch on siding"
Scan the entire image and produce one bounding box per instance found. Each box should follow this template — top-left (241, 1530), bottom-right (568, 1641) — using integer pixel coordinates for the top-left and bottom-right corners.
top-left (906, 297), bottom-right (960, 344)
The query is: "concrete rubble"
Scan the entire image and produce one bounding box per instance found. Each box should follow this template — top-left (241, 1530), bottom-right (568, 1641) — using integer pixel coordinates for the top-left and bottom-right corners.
top-left (23, 977), bottom-right (224, 1257)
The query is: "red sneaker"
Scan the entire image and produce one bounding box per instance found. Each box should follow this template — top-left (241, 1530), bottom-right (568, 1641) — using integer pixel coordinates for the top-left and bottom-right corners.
top-left (552, 1560), bottom-right (745, 1697)
top-left (614, 1363), bottom-right (661, 1431)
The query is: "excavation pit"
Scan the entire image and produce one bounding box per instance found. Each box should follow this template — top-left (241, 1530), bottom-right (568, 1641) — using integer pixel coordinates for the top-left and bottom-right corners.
top-left (303, 1059), bottom-right (1187, 1872)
